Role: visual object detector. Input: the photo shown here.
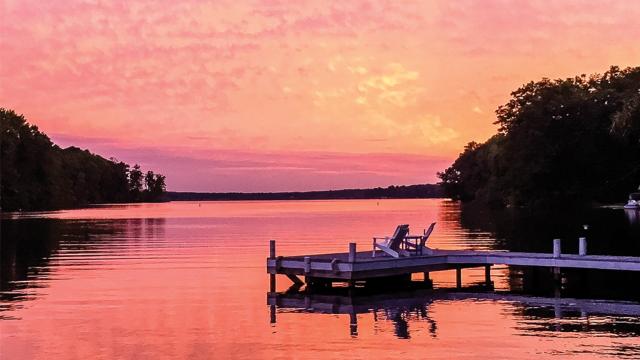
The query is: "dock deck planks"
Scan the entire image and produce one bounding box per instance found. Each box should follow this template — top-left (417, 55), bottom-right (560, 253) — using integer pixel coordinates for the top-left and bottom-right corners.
top-left (267, 247), bottom-right (640, 281)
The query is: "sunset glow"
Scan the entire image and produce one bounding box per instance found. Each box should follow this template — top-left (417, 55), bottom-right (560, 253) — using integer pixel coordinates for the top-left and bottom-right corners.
top-left (2, 0), bottom-right (639, 191)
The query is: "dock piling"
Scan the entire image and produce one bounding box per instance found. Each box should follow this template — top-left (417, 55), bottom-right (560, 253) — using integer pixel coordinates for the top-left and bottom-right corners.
top-left (553, 238), bottom-right (562, 258)
top-left (304, 256), bottom-right (311, 274)
top-left (423, 272), bottom-right (433, 288)
top-left (269, 239), bottom-right (276, 259)
top-left (484, 265), bottom-right (492, 286)
top-left (269, 239), bottom-right (276, 292)
top-left (349, 312), bottom-right (358, 336)
top-left (270, 304), bottom-right (276, 324)
top-left (270, 274), bottom-right (276, 292)
top-left (579, 237), bottom-right (587, 256)
top-left (456, 267), bottom-right (462, 288)
top-left (348, 243), bottom-right (357, 263)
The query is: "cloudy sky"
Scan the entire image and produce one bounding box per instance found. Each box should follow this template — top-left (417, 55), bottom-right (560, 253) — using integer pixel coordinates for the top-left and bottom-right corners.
top-left (2, 0), bottom-right (638, 191)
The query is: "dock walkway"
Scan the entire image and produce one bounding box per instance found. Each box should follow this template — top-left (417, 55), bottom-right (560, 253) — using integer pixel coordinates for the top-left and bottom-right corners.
top-left (266, 239), bottom-right (640, 287)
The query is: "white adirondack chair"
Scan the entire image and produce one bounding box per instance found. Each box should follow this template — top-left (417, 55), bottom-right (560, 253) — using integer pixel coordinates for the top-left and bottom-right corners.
top-left (372, 224), bottom-right (410, 258)
top-left (405, 222), bottom-right (436, 255)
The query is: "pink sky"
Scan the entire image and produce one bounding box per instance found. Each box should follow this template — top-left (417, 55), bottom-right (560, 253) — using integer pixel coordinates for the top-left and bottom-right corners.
top-left (1, 0), bottom-right (639, 191)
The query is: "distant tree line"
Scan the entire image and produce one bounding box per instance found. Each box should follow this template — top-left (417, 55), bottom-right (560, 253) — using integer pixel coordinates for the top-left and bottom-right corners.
top-left (168, 184), bottom-right (443, 201)
top-left (1, 109), bottom-right (166, 211)
top-left (438, 66), bottom-right (640, 208)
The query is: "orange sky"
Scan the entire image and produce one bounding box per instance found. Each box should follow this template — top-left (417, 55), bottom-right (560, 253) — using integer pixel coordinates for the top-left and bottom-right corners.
top-left (1, 0), bottom-right (639, 191)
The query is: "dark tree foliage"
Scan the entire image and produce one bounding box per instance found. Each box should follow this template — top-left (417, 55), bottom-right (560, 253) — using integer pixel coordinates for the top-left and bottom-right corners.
top-left (439, 66), bottom-right (640, 208)
top-left (168, 184), bottom-right (442, 201)
top-left (145, 171), bottom-right (166, 200)
top-left (0, 109), bottom-right (167, 211)
top-left (128, 164), bottom-right (144, 201)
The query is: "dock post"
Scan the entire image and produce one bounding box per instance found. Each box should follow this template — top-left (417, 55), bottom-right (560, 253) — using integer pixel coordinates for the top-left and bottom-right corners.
top-left (456, 267), bottom-right (462, 288)
top-left (423, 272), bottom-right (433, 288)
top-left (270, 305), bottom-right (276, 324)
top-left (269, 239), bottom-right (276, 259)
top-left (304, 256), bottom-right (311, 274)
top-left (348, 242), bottom-right (357, 263)
top-left (269, 240), bottom-right (276, 292)
top-left (579, 237), bottom-right (587, 256)
top-left (553, 238), bottom-right (561, 258)
top-left (552, 239), bottom-right (562, 282)
top-left (270, 274), bottom-right (276, 293)
top-left (484, 265), bottom-right (492, 287)
top-left (349, 311), bottom-right (358, 336)
top-left (346, 242), bottom-right (356, 287)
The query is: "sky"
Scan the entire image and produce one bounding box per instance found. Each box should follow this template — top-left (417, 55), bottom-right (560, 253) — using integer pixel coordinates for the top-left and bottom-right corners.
top-left (1, 0), bottom-right (639, 192)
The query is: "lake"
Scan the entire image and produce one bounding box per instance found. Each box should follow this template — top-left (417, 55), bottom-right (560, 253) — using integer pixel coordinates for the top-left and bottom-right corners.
top-left (2, 199), bottom-right (640, 359)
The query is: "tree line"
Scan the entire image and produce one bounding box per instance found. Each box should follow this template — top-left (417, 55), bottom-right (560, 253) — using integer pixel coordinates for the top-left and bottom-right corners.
top-left (1, 109), bottom-right (166, 211)
top-left (438, 66), bottom-right (640, 208)
top-left (168, 184), bottom-right (443, 201)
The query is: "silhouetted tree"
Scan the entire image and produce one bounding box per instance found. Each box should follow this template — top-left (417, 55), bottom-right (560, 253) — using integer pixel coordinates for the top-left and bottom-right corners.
top-left (143, 171), bottom-right (166, 201)
top-left (439, 66), bottom-right (640, 208)
top-left (0, 109), bottom-right (167, 211)
top-left (128, 164), bottom-right (143, 201)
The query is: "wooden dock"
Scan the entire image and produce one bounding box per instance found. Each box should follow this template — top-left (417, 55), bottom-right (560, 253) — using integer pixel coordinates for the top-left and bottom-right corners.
top-left (266, 238), bottom-right (640, 289)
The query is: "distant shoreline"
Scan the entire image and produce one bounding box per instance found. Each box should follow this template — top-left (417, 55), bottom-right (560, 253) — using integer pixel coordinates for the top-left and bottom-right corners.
top-left (167, 184), bottom-right (443, 201)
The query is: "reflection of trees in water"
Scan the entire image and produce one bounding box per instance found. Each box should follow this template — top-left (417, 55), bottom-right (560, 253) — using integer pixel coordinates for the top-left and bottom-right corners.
top-left (454, 202), bottom-right (640, 300)
top-left (458, 202), bottom-right (640, 255)
top-left (0, 218), bottom-right (167, 315)
top-left (1, 219), bottom-right (61, 309)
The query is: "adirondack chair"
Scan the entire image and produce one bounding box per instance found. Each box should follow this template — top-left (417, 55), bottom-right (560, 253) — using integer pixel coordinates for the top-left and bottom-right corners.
top-left (405, 222), bottom-right (436, 255)
top-left (372, 224), bottom-right (410, 258)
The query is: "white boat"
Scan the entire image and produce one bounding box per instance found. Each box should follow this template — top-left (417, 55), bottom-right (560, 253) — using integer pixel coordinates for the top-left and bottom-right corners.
top-left (624, 192), bottom-right (640, 209)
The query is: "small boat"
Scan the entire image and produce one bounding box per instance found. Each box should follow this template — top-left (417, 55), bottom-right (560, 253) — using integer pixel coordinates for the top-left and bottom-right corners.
top-left (625, 192), bottom-right (640, 209)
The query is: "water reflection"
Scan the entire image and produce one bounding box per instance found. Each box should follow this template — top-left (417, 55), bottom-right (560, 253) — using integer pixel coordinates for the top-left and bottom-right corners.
top-left (458, 202), bottom-right (640, 255)
top-left (1, 200), bottom-right (639, 359)
top-left (0, 217), bottom-right (167, 316)
top-left (625, 208), bottom-right (640, 225)
top-left (269, 287), bottom-right (640, 339)
top-left (269, 286), bottom-right (439, 338)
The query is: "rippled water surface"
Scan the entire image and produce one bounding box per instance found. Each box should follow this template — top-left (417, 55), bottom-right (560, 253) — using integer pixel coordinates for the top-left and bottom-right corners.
top-left (1, 199), bottom-right (639, 359)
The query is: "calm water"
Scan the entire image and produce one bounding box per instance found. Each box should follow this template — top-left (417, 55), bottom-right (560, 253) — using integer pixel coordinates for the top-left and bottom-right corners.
top-left (1, 199), bottom-right (640, 359)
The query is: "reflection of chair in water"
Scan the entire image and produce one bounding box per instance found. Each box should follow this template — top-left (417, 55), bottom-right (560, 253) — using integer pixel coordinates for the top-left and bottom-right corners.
top-left (380, 305), bottom-right (437, 339)
top-left (268, 288), bottom-right (438, 338)
top-left (372, 224), bottom-right (410, 258)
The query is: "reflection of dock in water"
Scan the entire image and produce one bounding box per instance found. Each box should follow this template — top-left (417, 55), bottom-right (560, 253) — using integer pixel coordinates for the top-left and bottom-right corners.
top-left (268, 289), bottom-right (640, 337)
top-left (269, 288), bottom-right (439, 337)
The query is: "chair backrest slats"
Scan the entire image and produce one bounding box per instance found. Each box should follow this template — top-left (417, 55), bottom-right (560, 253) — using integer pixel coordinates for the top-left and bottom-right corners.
top-left (420, 222), bottom-right (436, 247)
top-left (389, 224), bottom-right (409, 250)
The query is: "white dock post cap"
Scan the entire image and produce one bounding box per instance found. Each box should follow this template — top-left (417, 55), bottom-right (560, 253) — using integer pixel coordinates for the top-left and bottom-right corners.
top-left (304, 256), bottom-right (311, 273)
top-left (553, 238), bottom-right (561, 258)
top-left (348, 243), bottom-right (357, 263)
top-left (578, 237), bottom-right (587, 256)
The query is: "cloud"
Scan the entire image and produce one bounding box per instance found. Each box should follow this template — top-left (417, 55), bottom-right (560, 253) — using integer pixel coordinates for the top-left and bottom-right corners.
top-left (357, 63), bottom-right (422, 107)
top-left (49, 133), bottom-right (453, 192)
